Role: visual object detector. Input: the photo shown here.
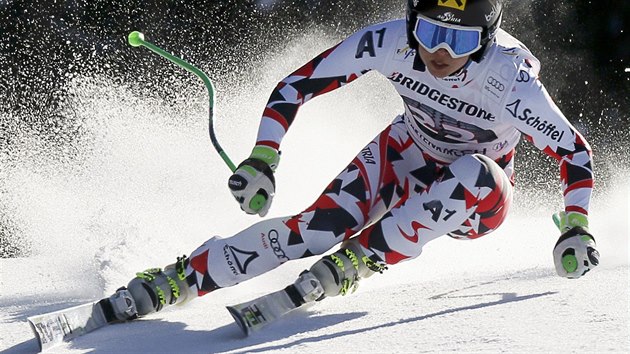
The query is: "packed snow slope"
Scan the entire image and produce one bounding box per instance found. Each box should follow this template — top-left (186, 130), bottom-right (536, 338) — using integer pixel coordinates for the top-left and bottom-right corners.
top-left (1, 34), bottom-right (629, 353)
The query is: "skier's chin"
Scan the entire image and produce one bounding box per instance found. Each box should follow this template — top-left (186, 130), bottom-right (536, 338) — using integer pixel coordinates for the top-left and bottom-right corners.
top-left (425, 59), bottom-right (469, 78)
top-left (418, 47), bottom-right (470, 79)
top-left (426, 63), bottom-right (455, 78)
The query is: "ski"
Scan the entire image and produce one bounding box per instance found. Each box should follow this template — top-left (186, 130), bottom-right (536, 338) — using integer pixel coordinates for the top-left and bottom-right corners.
top-left (27, 290), bottom-right (135, 352)
top-left (226, 285), bottom-right (303, 335)
top-left (227, 272), bottom-right (325, 335)
top-left (28, 272), bottom-right (323, 350)
top-left (27, 300), bottom-right (110, 352)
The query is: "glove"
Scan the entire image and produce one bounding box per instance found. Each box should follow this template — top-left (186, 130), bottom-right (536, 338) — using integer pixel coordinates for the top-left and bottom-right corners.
top-left (552, 211), bottom-right (600, 279)
top-left (228, 146), bottom-right (280, 217)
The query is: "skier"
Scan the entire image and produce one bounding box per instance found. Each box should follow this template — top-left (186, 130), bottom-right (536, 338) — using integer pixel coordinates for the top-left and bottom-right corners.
top-left (104, 0), bottom-right (600, 322)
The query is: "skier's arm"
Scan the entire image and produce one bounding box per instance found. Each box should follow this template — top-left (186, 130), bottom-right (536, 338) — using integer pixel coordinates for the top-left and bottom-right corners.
top-left (505, 62), bottom-right (593, 216)
top-left (228, 22), bottom-right (398, 215)
top-left (255, 22), bottom-right (396, 150)
top-left (505, 61), bottom-right (598, 278)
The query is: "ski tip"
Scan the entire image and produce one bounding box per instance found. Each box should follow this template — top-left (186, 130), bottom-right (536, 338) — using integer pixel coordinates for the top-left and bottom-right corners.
top-left (226, 306), bottom-right (250, 337)
top-left (27, 318), bottom-right (44, 352)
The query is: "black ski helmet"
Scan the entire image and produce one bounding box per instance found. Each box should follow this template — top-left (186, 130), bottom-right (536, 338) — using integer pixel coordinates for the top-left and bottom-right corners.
top-left (406, 0), bottom-right (503, 62)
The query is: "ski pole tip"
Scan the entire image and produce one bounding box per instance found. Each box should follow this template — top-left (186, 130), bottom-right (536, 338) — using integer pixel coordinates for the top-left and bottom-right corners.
top-left (128, 31), bottom-right (145, 47)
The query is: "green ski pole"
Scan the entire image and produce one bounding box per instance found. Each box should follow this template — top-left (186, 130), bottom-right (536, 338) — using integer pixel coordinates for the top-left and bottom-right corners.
top-left (127, 31), bottom-right (237, 172)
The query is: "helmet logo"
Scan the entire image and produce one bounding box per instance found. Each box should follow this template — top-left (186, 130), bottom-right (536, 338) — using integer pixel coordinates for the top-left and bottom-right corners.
top-left (438, 0), bottom-right (467, 11)
top-left (436, 12), bottom-right (462, 23)
top-left (485, 5), bottom-right (498, 21)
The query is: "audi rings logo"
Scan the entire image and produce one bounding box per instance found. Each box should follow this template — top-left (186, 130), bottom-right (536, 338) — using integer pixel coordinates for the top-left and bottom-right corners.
top-left (267, 230), bottom-right (289, 261)
top-left (487, 76), bottom-right (505, 91)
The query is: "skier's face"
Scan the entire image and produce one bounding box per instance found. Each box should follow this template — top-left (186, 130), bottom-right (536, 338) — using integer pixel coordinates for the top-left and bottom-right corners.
top-left (417, 47), bottom-right (470, 78)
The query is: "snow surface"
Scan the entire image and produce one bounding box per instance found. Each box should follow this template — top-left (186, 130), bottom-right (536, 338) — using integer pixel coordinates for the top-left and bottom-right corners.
top-left (1, 35), bottom-right (629, 353)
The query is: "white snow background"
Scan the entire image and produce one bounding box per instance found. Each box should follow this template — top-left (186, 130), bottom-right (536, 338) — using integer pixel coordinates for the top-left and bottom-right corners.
top-left (1, 33), bottom-right (629, 353)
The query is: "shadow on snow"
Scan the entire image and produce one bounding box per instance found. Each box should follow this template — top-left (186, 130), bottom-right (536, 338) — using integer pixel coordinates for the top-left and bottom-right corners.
top-left (1, 289), bottom-right (556, 354)
top-left (232, 291), bottom-right (557, 354)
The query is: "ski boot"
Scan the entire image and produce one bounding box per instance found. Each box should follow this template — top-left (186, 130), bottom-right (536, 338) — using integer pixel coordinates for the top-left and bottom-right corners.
top-left (102, 256), bottom-right (194, 322)
top-left (100, 288), bottom-right (139, 323)
top-left (226, 239), bottom-right (387, 334)
top-left (295, 238), bottom-right (387, 302)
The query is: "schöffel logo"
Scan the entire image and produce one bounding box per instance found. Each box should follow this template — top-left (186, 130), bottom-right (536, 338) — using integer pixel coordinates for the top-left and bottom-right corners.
top-left (438, 0), bottom-right (466, 11)
top-left (505, 99), bottom-right (566, 142)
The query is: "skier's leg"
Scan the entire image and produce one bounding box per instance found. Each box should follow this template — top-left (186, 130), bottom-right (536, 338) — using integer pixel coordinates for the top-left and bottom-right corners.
top-left (292, 118), bottom-right (443, 299)
top-left (183, 121), bottom-right (420, 301)
top-left (359, 153), bottom-right (513, 264)
top-left (114, 217), bottom-right (303, 319)
top-left (299, 153), bottom-right (513, 300)
top-left (109, 121), bottom-right (414, 319)
top-left (114, 212), bottom-right (361, 320)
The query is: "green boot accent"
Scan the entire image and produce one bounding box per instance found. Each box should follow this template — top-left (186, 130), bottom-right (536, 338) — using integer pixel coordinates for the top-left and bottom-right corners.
top-left (126, 256), bottom-right (192, 316)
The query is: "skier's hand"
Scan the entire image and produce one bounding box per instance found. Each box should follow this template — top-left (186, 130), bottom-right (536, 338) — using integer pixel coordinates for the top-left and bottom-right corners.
top-left (552, 211), bottom-right (600, 279)
top-left (228, 146), bottom-right (280, 217)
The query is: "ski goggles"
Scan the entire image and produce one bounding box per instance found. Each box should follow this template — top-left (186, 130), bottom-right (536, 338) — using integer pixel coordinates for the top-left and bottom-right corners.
top-left (413, 15), bottom-right (483, 58)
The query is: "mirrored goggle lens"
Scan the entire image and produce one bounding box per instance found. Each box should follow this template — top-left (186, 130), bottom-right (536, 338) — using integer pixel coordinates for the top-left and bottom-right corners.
top-left (415, 18), bottom-right (481, 56)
